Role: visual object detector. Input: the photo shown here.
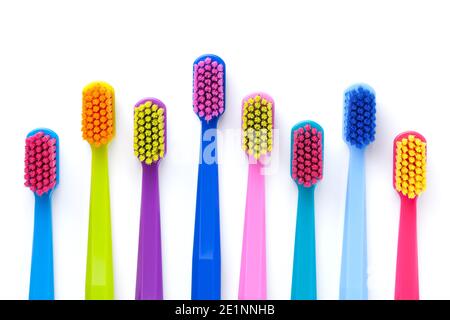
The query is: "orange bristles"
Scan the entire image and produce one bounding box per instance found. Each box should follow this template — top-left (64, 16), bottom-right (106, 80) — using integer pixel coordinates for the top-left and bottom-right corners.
top-left (82, 81), bottom-right (115, 147)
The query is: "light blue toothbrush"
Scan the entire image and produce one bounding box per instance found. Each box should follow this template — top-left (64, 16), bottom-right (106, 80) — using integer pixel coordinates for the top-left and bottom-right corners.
top-left (339, 84), bottom-right (376, 300)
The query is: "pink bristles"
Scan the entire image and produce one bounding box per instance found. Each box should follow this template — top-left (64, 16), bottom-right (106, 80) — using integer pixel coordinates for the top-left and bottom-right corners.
top-left (24, 132), bottom-right (57, 196)
top-left (292, 124), bottom-right (323, 187)
top-left (193, 57), bottom-right (225, 121)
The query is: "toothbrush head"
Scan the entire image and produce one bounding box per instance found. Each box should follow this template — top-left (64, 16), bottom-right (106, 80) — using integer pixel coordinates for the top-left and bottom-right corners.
top-left (291, 121), bottom-right (323, 187)
top-left (241, 93), bottom-right (274, 161)
top-left (24, 129), bottom-right (59, 196)
top-left (193, 54), bottom-right (225, 122)
top-left (394, 132), bottom-right (427, 199)
top-left (343, 84), bottom-right (376, 149)
top-left (82, 81), bottom-right (115, 147)
top-left (134, 98), bottom-right (167, 165)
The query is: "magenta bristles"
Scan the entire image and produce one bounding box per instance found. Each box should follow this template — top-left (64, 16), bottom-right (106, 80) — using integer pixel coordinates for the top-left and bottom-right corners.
top-left (193, 57), bottom-right (225, 121)
top-left (292, 124), bottom-right (323, 187)
top-left (24, 132), bottom-right (57, 196)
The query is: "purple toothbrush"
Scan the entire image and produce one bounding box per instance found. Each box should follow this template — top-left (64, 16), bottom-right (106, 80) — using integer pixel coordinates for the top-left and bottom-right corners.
top-left (134, 98), bottom-right (167, 300)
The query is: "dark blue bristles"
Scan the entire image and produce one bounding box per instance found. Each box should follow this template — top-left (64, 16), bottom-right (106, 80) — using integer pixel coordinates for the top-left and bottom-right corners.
top-left (343, 84), bottom-right (376, 148)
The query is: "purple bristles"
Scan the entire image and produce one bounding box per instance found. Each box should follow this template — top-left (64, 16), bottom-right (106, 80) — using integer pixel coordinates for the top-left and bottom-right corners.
top-left (193, 57), bottom-right (225, 121)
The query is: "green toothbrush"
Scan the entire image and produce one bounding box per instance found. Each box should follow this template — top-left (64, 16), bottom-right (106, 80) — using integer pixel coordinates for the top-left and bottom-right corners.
top-left (82, 81), bottom-right (115, 300)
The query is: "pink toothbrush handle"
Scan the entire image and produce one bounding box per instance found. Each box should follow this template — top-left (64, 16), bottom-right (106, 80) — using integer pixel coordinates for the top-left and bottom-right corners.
top-left (239, 162), bottom-right (267, 300)
top-left (395, 197), bottom-right (419, 300)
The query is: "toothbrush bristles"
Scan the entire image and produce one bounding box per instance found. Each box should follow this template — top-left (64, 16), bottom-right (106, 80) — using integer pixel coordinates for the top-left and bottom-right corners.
top-left (24, 132), bottom-right (57, 196)
top-left (134, 100), bottom-right (166, 165)
top-left (292, 124), bottom-right (323, 187)
top-left (82, 82), bottom-right (115, 147)
top-left (242, 94), bottom-right (274, 160)
top-left (394, 134), bottom-right (427, 199)
top-left (193, 56), bottom-right (225, 121)
top-left (344, 85), bottom-right (376, 148)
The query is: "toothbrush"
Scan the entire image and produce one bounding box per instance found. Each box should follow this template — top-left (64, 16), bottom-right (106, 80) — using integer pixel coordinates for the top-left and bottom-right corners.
top-left (393, 132), bottom-right (427, 300)
top-left (134, 98), bottom-right (166, 300)
top-left (290, 121), bottom-right (323, 300)
top-left (239, 93), bottom-right (274, 300)
top-left (191, 54), bottom-right (226, 300)
top-left (82, 81), bottom-right (115, 300)
top-left (25, 129), bottom-right (59, 300)
top-left (340, 84), bottom-right (376, 300)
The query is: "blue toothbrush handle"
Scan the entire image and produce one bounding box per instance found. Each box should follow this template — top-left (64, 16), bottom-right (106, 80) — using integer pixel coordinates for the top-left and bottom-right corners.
top-left (29, 194), bottom-right (54, 300)
top-left (192, 120), bottom-right (221, 300)
top-left (340, 147), bottom-right (368, 300)
top-left (291, 186), bottom-right (317, 300)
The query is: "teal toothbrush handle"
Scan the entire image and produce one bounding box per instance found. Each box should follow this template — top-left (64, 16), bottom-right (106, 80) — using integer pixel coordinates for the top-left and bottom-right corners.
top-left (29, 194), bottom-right (54, 300)
top-left (340, 147), bottom-right (368, 300)
top-left (291, 186), bottom-right (317, 300)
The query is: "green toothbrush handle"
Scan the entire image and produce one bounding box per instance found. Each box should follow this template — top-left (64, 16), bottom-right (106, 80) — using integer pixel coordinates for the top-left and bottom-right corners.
top-left (85, 145), bottom-right (114, 300)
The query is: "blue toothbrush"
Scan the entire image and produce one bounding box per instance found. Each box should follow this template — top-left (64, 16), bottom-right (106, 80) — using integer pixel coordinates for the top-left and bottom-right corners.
top-left (340, 84), bottom-right (376, 300)
top-left (25, 128), bottom-right (59, 300)
top-left (191, 54), bottom-right (226, 299)
top-left (290, 121), bottom-right (324, 300)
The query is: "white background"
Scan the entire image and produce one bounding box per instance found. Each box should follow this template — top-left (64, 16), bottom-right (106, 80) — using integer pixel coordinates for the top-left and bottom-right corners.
top-left (0, 0), bottom-right (449, 300)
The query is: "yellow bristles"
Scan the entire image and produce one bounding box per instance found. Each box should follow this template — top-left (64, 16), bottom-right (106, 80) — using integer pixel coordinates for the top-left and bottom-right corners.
top-left (395, 135), bottom-right (427, 199)
top-left (242, 95), bottom-right (273, 160)
top-left (133, 100), bottom-right (166, 165)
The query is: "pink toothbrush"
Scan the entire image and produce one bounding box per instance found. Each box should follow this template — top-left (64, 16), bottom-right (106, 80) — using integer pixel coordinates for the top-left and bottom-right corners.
top-left (393, 132), bottom-right (427, 300)
top-left (239, 93), bottom-right (274, 300)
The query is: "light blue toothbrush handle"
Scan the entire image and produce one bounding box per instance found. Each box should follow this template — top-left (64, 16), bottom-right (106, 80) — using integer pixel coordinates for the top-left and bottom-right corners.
top-left (340, 147), bottom-right (367, 300)
top-left (291, 186), bottom-right (317, 300)
top-left (29, 194), bottom-right (54, 300)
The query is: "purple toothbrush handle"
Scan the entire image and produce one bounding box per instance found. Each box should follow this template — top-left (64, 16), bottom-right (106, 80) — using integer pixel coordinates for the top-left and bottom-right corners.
top-left (136, 163), bottom-right (163, 300)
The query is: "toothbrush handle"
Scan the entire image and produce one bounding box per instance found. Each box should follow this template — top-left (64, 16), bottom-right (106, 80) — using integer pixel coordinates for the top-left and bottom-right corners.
top-left (291, 186), bottom-right (317, 300)
top-left (239, 162), bottom-right (267, 300)
top-left (192, 120), bottom-right (221, 300)
top-left (340, 147), bottom-right (368, 300)
top-left (395, 197), bottom-right (419, 300)
top-left (136, 163), bottom-right (163, 300)
top-left (29, 194), bottom-right (54, 300)
top-left (86, 145), bottom-right (114, 300)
